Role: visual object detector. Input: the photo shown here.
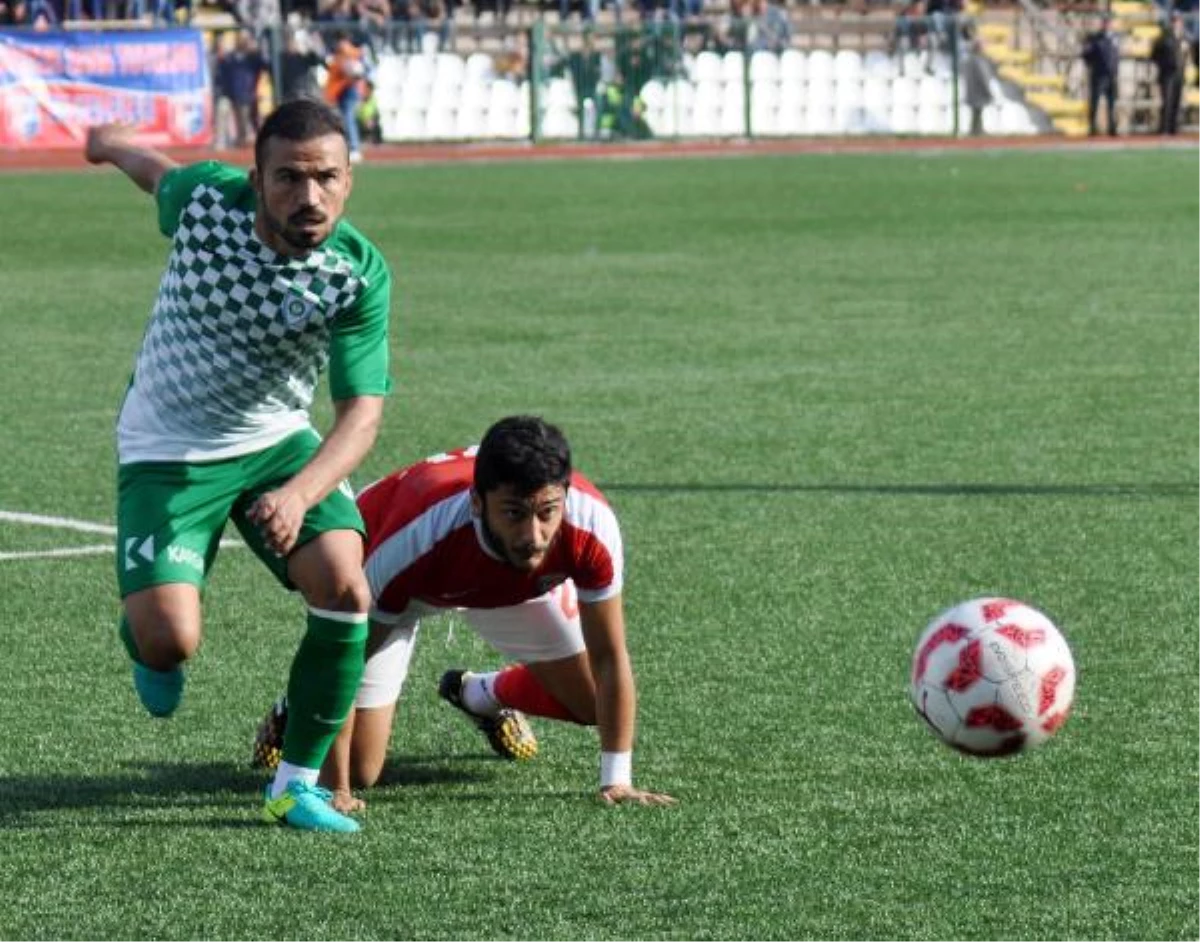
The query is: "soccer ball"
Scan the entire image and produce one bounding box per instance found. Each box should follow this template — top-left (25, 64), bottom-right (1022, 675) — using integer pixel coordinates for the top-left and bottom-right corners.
top-left (910, 597), bottom-right (1076, 757)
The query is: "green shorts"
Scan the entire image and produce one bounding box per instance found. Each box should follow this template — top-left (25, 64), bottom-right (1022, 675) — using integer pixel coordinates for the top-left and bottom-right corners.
top-left (115, 428), bottom-right (364, 598)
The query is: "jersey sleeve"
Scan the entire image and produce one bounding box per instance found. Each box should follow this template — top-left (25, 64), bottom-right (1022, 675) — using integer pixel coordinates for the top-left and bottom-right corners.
top-left (329, 236), bottom-right (393, 400)
top-left (567, 489), bottom-right (624, 603)
top-left (155, 161), bottom-right (245, 238)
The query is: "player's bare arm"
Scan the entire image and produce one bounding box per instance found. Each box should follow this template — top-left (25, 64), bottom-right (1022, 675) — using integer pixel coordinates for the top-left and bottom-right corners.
top-left (84, 123), bottom-right (178, 195)
top-left (581, 596), bottom-right (677, 807)
top-left (248, 395), bottom-right (383, 556)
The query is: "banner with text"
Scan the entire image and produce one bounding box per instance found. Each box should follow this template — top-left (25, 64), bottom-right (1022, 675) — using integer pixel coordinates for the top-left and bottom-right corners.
top-left (0, 29), bottom-right (210, 150)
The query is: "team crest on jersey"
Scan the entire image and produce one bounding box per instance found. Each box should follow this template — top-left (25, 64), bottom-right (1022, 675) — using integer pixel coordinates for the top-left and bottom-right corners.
top-left (283, 295), bottom-right (317, 324)
top-left (536, 573), bottom-right (567, 595)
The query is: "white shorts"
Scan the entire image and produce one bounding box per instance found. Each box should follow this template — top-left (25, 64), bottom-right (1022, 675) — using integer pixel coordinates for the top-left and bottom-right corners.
top-left (356, 581), bottom-right (585, 709)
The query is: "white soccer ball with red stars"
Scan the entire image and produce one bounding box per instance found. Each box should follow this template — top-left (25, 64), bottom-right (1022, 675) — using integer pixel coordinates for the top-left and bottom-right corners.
top-left (911, 597), bottom-right (1076, 757)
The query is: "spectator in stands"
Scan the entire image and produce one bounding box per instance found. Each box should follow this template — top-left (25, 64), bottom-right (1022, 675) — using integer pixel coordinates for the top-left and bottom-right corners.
top-left (494, 35), bottom-right (529, 81)
top-left (0, 0), bottom-right (28, 23)
top-left (961, 27), bottom-right (993, 136)
top-left (1081, 14), bottom-right (1120, 136)
top-left (891, 0), bottom-right (926, 74)
top-left (469, 0), bottom-right (510, 25)
top-left (325, 31), bottom-right (366, 162)
top-left (390, 0), bottom-right (419, 51)
top-left (280, 30), bottom-right (326, 101)
top-left (747, 0), bottom-right (790, 53)
top-left (214, 30), bottom-right (267, 148)
top-left (711, 0), bottom-right (750, 54)
top-left (567, 29), bottom-right (606, 131)
top-left (1151, 13), bottom-right (1188, 133)
top-left (412, 0), bottom-right (453, 52)
top-left (599, 70), bottom-right (653, 139)
top-left (356, 79), bottom-right (384, 144)
top-left (27, 0), bottom-right (56, 27)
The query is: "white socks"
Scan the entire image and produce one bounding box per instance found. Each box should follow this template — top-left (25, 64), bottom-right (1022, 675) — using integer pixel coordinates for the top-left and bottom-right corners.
top-left (461, 671), bottom-right (502, 717)
top-left (271, 762), bottom-right (319, 799)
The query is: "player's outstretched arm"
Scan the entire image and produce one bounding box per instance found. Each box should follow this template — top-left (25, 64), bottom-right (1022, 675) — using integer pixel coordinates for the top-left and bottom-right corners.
top-left (582, 597), bottom-right (677, 807)
top-left (84, 123), bottom-right (178, 195)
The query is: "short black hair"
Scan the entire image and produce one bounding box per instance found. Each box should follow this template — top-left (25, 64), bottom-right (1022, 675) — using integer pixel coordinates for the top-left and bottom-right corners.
top-left (474, 416), bottom-right (572, 496)
top-left (255, 98), bottom-right (348, 169)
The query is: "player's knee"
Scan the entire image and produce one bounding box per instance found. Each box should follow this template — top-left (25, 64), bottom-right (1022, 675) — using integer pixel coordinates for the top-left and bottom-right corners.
top-left (304, 571), bottom-right (371, 615)
top-left (126, 614), bottom-right (201, 668)
top-left (137, 631), bottom-right (199, 668)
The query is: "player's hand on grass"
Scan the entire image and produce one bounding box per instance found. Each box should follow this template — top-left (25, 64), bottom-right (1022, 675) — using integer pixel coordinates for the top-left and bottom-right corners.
top-left (247, 488), bottom-right (308, 556)
top-left (85, 123), bottom-right (137, 164)
top-left (331, 788), bottom-right (365, 814)
top-left (599, 784), bottom-right (677, 807)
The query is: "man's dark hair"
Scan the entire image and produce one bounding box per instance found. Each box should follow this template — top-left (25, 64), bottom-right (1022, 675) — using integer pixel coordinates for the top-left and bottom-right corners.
top-left (255, 98), bottom-right (347, 169)
top-left (474, 416), bottom-right (572, 496)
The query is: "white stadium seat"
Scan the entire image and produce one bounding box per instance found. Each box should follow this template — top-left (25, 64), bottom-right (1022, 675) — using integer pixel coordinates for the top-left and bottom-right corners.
top-left (435, 52), bottom-right (465, 86)
top-left (544, 77), bottom-right (576, 110)
top-left (541, 104), bottom-right (579, 138)
top-left (806, 49), bottom-right (834, 84)
top-left (640, 79), bottom-right (666, 111)
top-left (721, 50), bottom-right (746, 84)
top-left (749, 51), bottom-right (779, 84)
top-left (375, 55), bottom-right (405, 95)
top-left (405, 53), bottom-right (435, 90)
top-left (834, 49), bottom-right (863, 86)
top-left (465, 52), bottom-right (495, 83)
top-left (802, 105), bottom-right (835, 135)
top-left (864, 49), bottom-right (892, 79)
top-left (779, 48), bottom-right (805, 84)
top-left (692, 50), bottom-right (722, 84)
top-left (425, 104), bottom-right (459, 140)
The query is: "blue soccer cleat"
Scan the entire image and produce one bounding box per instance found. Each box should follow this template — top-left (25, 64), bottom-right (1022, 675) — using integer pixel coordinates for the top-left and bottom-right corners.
top-left (132, 662), bottom-right (184, 718)
top-left (262, 781), bottom-right (361, 834)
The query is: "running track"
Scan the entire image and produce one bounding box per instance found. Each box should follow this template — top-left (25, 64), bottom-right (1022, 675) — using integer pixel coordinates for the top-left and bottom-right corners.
top-left (1, 132), bottom-right (1196, 171)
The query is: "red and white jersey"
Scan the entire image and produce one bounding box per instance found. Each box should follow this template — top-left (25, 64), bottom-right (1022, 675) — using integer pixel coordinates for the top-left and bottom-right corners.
top-left (359, 446), bottom-right (623, 617)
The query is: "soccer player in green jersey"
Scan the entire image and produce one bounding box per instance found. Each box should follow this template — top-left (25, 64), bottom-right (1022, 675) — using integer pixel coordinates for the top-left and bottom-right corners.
top-left (85, 98), bottom-right (392, 833)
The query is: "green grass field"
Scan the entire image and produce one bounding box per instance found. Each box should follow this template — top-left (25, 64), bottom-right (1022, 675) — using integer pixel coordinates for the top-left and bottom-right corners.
top-left (0, 147), bottom-right (1196, 941)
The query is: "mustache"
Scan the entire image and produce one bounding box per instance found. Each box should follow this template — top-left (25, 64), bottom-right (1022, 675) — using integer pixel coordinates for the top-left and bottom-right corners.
top-left (289, 210), bottom-right (326, 226)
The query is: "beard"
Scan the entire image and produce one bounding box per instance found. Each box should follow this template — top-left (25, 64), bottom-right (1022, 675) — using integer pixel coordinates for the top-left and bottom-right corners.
top-left (259, 202), bottom-right (330, 253)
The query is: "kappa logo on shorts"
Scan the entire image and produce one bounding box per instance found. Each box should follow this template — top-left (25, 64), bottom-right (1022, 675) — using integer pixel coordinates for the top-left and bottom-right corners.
top-left (124, 535), bottom-right (155, 571)
top-left (166, 545), bottom-right (205, 572)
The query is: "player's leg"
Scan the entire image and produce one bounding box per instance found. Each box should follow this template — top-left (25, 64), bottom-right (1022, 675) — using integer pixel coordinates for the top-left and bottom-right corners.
top-left (250, 616), bottom-right (419, 784)
top-left (120, 585), bottom-right (202, 718)
top-left (442, 582), bottom-right (592, 750)
top-left (253, 528), bottom-right (368, 832)
top-left (115, 460), bottom-right (232, 718)
top-left (319, 616), bottom-right (421, 802)
top-left (236, 432), bottom-right (369, 832)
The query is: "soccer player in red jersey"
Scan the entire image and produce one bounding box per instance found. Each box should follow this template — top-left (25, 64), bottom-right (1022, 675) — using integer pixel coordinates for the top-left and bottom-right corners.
top-left (254, 415), bottom-right (675, 809)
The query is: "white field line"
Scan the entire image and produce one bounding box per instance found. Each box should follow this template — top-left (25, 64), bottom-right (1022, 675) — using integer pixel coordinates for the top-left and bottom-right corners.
top-left (0, 509), bottom-right (243, 562)
top-left (0, 510), bottom-right (116, 534)
top-left (0, 545), bottom-right (114, 560)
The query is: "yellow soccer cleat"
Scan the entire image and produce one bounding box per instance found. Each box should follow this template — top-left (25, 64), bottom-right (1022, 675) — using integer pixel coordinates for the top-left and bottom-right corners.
top-left (438, 669), bottom-right (538, 761)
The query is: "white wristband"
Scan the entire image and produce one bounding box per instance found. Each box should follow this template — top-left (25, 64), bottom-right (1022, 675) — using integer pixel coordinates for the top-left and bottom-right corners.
top-left (600, 751), bottom-right (632, 789)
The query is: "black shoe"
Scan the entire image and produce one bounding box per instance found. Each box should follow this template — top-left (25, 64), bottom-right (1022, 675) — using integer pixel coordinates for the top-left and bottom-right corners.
top-left (438, 670), bottom-right (538, 761)
top-left (251, 695), bottom-right (288, 770)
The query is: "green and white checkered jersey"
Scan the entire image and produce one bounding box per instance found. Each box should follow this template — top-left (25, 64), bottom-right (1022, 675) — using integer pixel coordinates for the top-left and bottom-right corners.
top-left (116, 161), bottom-right (392, 464)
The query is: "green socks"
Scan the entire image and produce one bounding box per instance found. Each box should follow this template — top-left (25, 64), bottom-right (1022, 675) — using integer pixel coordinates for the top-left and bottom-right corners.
top-left (281, 609), bottom-right (368, 769)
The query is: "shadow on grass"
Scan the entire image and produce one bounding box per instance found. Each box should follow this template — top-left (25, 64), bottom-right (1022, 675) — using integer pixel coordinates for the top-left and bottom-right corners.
top-left (0, 754), bottom-right (501, 829)
top-left (601, 481), bottom-right (1197, 498)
